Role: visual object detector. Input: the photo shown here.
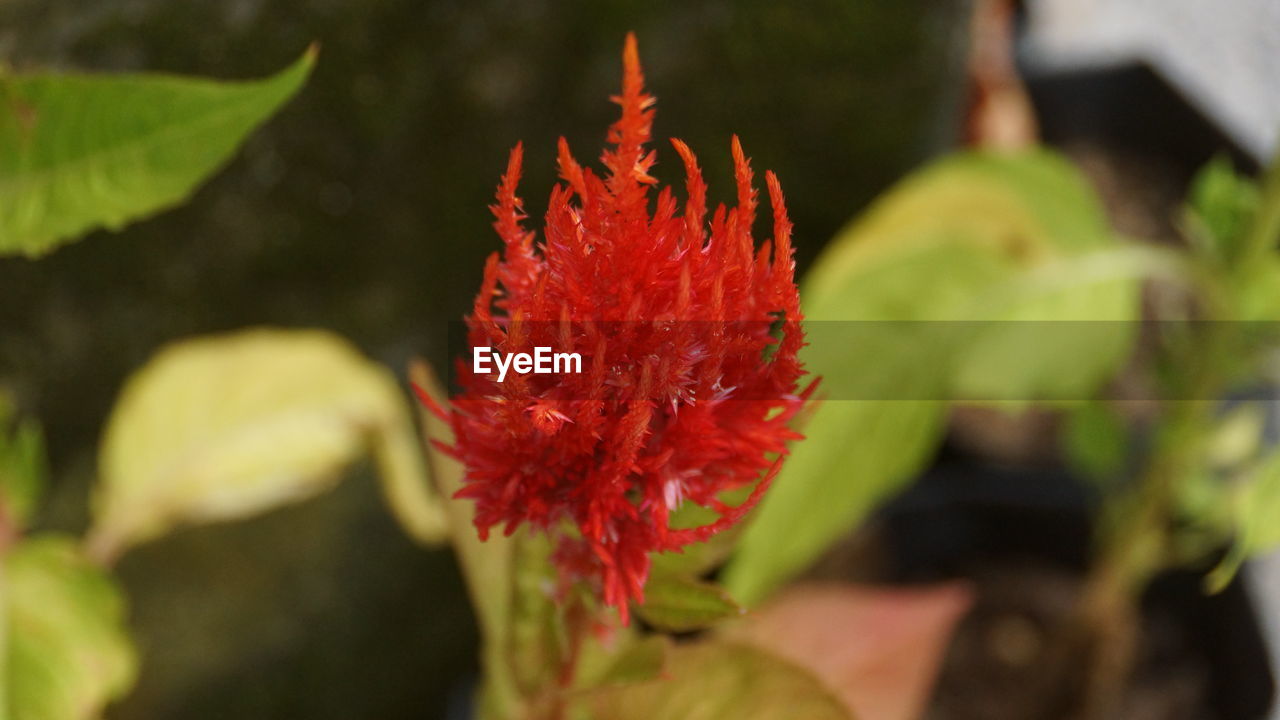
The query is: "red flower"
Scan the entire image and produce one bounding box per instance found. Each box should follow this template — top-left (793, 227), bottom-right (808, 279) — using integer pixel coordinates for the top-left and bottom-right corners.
top-left (428, 34), bottom-right (813, 622)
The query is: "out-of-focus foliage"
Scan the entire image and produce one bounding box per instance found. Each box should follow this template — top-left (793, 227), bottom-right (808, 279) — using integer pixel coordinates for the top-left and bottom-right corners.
top-left (88, 328), bottom-right (446, 563)
top-left (1064, 401), bottom-right (1130, 482)
top-left (725, 150), bottom-right (1140, 605)
top-left (1210, 447), bottom-right (1280, 589)
top-left (587, 641), bottom-right (852, 720)
top-left (0, 396), bottom-right (45, 531)
top-left (0, 48), bottom-right (313, 257)
top-left (1179, 150), bottom-right (1280, 591)
top-left (1185, 155), bottom-right (1261, 267)
top-left (5, 536), bottom-right (137, 720)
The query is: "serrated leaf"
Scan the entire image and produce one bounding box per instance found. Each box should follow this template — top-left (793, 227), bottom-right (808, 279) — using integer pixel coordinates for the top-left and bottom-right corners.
top-left (636, 575), bottom-right (742, 633)
top-left (86, 328), bottom-right (446, 563)
top-left (0, 47), bottom-right (314, 256)
top-left (587, 640), bottom-right (852, 720)
top-left (5, 535), bottom-right (137, 720)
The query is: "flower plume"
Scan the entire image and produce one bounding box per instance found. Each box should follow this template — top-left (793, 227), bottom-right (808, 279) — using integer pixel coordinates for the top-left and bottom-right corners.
top-left (429, 33), bottom-right (814, 622)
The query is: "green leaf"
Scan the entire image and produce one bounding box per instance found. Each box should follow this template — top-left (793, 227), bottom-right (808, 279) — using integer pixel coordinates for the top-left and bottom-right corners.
top-left (1208, 446), bottom-right (1280, 590)
top-left (635, 575), bottom-right (743, 633)
top-left (1206, 403), bottom-right (1268, 471)
top-left (577, 635), bottom-right (670, 690)
top-left (0, 47), bottom-right (315, 257)
top-left (1184, 155), bottom-right (1260, 265)
top-left (725, 149), bottom-right (1138, 606)
top-left (1063, 401), bottom-right (1128, 481)
top-left (86, 328), bottom-right (446, 563)
top-left (0, 396), bottom-right (46, 531)
top-left (5, 535), bottom-right (137, 720)
top-left (586, 640), bottom-right (852, 720)
top-left (724, 399), bottom-right (944, 607)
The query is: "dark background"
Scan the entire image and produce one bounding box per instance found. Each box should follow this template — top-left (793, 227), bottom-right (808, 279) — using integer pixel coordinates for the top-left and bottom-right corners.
top-left (0, 2), bottom-right (969, 718)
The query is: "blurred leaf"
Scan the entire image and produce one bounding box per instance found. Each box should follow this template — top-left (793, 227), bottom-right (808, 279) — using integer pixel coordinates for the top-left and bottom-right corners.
top-left (0, 396), bottom-right (46, 531)
top-left (0, 47), bottom-right (315, 257)
top-left (1206, 403), bottom-right (1267, 471)
top-left (1063, 401), bottom-right (1129, 481)
top-left (726, 150), bottom-right (1137, 605)
top-left (5, 535), bottom-right (137, 720)
top-left (587, 640), bottom-right (852, 720)
top-left (1184, 155), bottom-right (1259, 265)
top-left (1234, 255), bottom-right (1280, 321)
top-left (1208, 445), bottom-right (1280, 590)
top-left (635, 575), bottom-right (742, 633)
top-left (87, 328), bottom-right (446, 563)
top-left (724, 398), bottom-right (943, 607)
top-left (943, 153), bottom-right (1137, 404)
top-left (577, 635), bottom-right (670, 690)
top-left (949, 260), bottom-right (1136, 405)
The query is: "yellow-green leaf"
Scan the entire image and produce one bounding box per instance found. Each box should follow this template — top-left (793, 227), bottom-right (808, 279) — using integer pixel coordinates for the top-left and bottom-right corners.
top-left (587, 641), bottom-right (852, 720)
top-left (576, 635), bottom-right (670, 691)
top-left (636, 575), bottom-right (743, 633)
top-left (86, 328), bottom-right (446, 563)
top-left (0, 47), bottom-right (314, 256)
top-left (5, 535), bottom-right (137, 720)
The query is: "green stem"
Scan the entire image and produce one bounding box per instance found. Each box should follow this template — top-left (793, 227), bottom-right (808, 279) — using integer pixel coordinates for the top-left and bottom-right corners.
top-left (1076, 317), bottom-right (1230, 716)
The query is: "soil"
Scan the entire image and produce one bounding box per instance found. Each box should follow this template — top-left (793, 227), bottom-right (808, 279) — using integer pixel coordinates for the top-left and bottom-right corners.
top-left (807, 453), bottom-right (1274, 720)
top-left (925, 564), bottom-right (1213, 720)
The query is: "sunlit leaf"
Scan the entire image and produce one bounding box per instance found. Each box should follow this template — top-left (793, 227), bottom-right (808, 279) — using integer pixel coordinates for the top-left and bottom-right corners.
top-left (5, 535), bottom-right (137, 720)
top-left (0, 47), bottom-right (314, 256)
top-left (87, 328), bottom-right (446, 563)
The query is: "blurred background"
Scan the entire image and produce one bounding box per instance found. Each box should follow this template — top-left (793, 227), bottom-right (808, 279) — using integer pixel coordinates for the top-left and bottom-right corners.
top-left (1, 1), bottom-right (1276, 718)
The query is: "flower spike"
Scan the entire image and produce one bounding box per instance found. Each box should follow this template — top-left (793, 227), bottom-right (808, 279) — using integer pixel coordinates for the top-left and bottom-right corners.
top-left (432, 34), bottom-right (814, 622)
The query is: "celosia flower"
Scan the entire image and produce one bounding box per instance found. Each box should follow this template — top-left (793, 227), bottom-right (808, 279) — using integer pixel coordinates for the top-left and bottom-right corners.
top-left (426, 34), bottom-right (813, 622)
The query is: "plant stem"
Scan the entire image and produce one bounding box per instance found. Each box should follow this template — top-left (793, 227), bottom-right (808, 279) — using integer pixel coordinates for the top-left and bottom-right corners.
top-left (547, 598), bottom-right (589, 720)
top-left (1076, 317), bottom-right (1228, 717)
